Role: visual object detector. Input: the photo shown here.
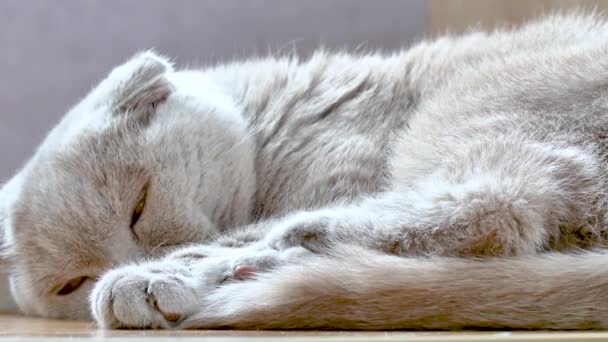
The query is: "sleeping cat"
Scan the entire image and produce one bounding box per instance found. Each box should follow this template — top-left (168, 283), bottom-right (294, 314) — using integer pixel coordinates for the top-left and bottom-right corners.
top-left (3, 12), bottom-right (608, 329)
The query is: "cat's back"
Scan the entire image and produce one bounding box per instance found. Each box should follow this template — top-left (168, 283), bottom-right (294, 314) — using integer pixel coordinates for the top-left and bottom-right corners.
top-left (212, 11), bottom-right (608, 219)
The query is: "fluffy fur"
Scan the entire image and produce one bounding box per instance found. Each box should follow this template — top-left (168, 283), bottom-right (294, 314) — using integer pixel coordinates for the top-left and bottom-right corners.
top-left (3, 12), bottom-right (608, 329)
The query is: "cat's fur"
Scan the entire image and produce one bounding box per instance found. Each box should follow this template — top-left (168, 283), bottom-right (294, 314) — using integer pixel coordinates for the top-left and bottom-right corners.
top-left (3, 12), bottom-right (608, 329)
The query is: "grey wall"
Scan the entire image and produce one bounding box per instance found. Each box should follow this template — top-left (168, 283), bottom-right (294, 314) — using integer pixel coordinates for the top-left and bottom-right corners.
top-left (0, 0), bottom-right (426, 181)
top-left (0, 0), bottom-right (426, 310)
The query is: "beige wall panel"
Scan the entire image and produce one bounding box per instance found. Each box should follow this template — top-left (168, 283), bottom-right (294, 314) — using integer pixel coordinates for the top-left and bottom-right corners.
top-left (429, 0), bottom-right (608, 34)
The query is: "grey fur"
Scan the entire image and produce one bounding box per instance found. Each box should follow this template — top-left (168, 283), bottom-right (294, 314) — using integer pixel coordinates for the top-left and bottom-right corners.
top-left (2, 12), bottom-right (608, 329)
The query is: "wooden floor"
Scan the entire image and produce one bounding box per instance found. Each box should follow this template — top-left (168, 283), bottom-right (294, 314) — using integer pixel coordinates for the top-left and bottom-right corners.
top-left (2, 314), bottom-right (608, 341)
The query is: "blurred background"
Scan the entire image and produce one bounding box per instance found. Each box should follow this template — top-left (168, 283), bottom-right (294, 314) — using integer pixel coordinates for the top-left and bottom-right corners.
top-left (1, 0), bottom-right (608, 309)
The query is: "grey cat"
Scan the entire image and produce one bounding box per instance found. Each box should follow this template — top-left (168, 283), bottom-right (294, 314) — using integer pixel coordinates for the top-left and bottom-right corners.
top-left (3, 12), bottom-right (608, 329)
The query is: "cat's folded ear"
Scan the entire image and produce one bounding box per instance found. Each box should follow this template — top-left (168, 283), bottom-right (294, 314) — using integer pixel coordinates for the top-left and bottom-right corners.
top-left (109, 50), bottom-right (174, 116)
top-left (89, 50), bottom-right (175, 124)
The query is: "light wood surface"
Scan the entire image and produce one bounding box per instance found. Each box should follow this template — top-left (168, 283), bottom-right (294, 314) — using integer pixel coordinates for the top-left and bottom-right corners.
top-left (3, 314), bottom-right (608, 341)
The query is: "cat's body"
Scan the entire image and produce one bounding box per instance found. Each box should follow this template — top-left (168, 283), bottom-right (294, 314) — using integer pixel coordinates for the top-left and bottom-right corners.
top-left (3, 12), bottom-right (608, 329)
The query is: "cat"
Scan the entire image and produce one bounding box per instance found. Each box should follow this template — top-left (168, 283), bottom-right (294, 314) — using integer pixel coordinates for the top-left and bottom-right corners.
top-left (3, 11), bottom-right (608, 329)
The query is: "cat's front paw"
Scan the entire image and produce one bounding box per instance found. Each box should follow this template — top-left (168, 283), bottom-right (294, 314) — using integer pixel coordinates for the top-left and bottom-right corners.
top-left (265, 212), bottom-right (337, 253)
top-left (90, 245), bottom-right (295, 329)
top-left (90, 260), bottom-right (201, 329)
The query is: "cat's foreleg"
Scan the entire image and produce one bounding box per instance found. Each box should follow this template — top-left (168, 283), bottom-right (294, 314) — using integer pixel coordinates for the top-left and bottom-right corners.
top-left (264, 140), bottom-right (602, 257)
top-left (90, 244), bottom-right (310, 328)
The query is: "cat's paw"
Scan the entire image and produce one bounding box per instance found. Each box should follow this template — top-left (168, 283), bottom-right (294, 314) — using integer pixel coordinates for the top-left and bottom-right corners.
top-left (167, 245), bottom-right (284, 282)
top-left (211, 227), bottom-right (267, 248)
top-left (265, 212), bottom-right (337, 253)
top-left (90, 260), bottom-right (201, 329)
top-left (90, 245), bottom-right (298, 329)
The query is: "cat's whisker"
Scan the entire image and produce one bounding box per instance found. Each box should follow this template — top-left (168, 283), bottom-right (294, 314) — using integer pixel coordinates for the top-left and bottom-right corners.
top-left (144, 240), bottom-right (169, 261)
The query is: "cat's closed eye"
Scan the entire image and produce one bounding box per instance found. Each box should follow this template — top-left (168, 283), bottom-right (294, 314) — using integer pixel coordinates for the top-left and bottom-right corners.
top-left (55, 276), bottom-right (88, 296)
top-left (130, 185), bottom-right (148, 229)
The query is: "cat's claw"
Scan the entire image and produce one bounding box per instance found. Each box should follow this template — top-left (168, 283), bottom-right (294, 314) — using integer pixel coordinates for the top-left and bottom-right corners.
top-left (233, 264), bottom-right (257, 280)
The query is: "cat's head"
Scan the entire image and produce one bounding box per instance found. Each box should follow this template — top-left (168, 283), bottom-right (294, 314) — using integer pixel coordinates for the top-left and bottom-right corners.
top-left (0, 51), bottom-right (256, 319)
